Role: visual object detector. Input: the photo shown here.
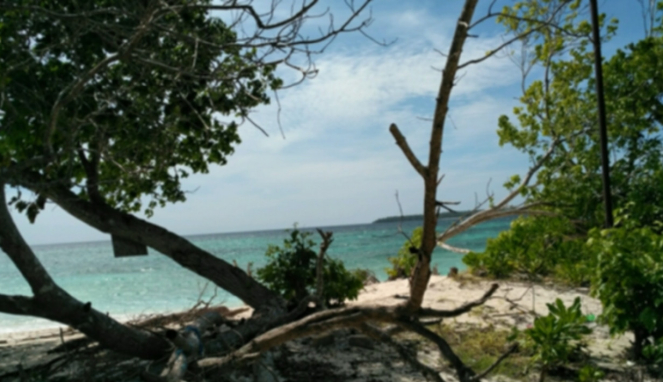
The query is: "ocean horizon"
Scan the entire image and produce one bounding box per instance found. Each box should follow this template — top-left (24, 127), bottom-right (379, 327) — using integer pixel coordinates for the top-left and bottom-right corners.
top-left (0, 217), bottom-right (514, 334)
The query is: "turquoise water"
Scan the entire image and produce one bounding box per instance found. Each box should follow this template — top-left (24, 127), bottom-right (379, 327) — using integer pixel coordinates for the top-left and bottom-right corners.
top-left (0, 217), bottom-right (512, 333)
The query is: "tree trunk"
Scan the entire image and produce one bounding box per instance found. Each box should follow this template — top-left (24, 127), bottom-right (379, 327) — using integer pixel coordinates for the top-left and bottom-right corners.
top-left (0, 183), bottom-right (170, 359)
top-left (16, 173), bottom-right (283, 311)
top-left (406, 0), bottom-right (479, 312)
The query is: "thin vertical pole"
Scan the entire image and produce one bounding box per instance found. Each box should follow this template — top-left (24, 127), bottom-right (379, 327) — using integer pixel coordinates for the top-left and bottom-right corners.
top-left (589, 0), bottom-right (614, 228)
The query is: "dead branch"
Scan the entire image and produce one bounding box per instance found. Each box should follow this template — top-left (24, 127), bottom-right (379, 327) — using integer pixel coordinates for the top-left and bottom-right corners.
top-left (473, 343), bottom-right (519, 381)
top-left (390, 123), bottom-right (427, 177)
top-left (417, 283), bottom-right (499, 318)
top-left (437, 136), bottom-right (561, 246)
top-left (438, 242), bottom-right (471, 254)
top-left (399, 319), bottom-right (475, 381)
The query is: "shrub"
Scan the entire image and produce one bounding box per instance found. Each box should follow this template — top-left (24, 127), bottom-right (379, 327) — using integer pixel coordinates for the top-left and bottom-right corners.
top-left (352, 268), bottom-right (379, 285)
top-left (463, 216), bottom-right (595, 285)
top-left (588, 217), bottom-right (663, 360)
top-left (256, 228), bottom-right (364, 307)
top-left (386, 227), bottom-right (423, 280)
top-left (643, 340), bottom-right (663, 374)
top-left (520, 297), bottom-right (592, 381)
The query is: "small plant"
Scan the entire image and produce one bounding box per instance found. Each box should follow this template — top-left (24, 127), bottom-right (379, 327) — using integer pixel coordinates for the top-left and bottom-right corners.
top-left (256, 228), bottom-right (363, 307)
top-left (588, 215), bottom-right (663, 360)
top-left (520, 297), bottom-right (592, 382)
top-left (643, 340), bottom-right (663, 376)
top-left (386, 227), bottom-right (423, 280)
top-left (577, 365), bottom-right (605, 382)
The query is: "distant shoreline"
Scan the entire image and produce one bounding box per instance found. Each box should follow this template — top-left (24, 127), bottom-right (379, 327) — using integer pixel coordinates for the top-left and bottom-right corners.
top-left (372, 211), bottom-right (473, 224)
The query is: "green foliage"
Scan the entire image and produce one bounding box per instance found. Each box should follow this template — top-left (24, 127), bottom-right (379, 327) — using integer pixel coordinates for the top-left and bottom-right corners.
top-left (386, 227), bottom-right (422, 280)
top-left (0, 1), bottom-right (282, 219)
top-left (467, 1), bottom-right (663, 290)
top-left (463, 216), bottom-right (594, 285)
top-left (256, 228), bottom-right (363, 307)
top-left (588, 216), bottom-right (663, 359)
top-left (643, 340), bottom-right (663, 373)
top-left (351, 268), bottom-right (378, 285)
top-left (577, 365), bottom-right (605, 382)
top-left (521, 298), bottom-right (592, 380)
top-left (644, 336), bottom-right (663, 377)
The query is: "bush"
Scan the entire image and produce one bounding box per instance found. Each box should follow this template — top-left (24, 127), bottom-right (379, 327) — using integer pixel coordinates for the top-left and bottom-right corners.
top-left (352, 268), bottom-right (379, 285)
top-left (463, 216), bottom-right (595, 285)
top-left (386, 227), bottom-right (423, 280)
top-left (588, 217), bottom-right (663, 360)
top-left (256, 228), bottom-right (364, 307)
top-left (517, 297), bottom-right (592, 381)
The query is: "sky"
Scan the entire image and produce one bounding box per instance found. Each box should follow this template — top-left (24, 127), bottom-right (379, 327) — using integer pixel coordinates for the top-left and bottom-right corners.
top-left (9, 0), bottom-right (653, 245)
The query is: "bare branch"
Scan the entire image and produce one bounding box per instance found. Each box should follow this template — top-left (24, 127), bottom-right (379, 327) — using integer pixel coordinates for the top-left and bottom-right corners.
top-left (389, 123), bottom-right (427, 177)
top-left (182, 1), bottom-right (321, 30)
top-left (417, 283), bottom-right (499, 318)
top-left (458, 29), bottom-right (537, 69)
top-left (471, 343), bottom-right (519, 381)
top-left (398, 319), bottom-right (474, 381)
top-left (438, 242), bottom-right (471, 254)
top-left (438, 137), bottom-right (561, 245)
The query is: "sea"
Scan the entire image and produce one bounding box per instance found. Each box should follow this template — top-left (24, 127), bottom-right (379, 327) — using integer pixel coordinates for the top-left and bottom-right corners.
top-left (0, 217), bottom-right (513, 334)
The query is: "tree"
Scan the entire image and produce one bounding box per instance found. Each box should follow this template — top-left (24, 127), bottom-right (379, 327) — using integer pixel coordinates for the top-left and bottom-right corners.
top-left (439, 0), bottom-right (663, 253)
top-left (463, 0), bottom-right (663, 361)
top-left (464, 0), bottom-right (663, 273)
top-left (0, 0), bottom-right (375, 359)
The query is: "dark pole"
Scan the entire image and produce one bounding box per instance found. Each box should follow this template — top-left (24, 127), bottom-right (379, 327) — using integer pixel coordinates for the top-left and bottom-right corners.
top-left (589, 0), bottom-right (614, 228)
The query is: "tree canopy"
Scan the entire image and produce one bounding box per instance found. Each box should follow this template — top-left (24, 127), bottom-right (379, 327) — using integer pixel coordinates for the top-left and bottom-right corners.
top-left (0, 1), bottom-right (284, 219)
top-left (494, 0), bottom-right (663, 229)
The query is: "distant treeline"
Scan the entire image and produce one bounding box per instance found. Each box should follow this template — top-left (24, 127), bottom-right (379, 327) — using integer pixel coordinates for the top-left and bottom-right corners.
top-left (372, 211), bottom-right (474, 224)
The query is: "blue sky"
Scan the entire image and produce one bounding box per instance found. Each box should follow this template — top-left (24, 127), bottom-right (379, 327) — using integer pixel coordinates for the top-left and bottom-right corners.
top-left (11, 0), bottom-right (651, 245)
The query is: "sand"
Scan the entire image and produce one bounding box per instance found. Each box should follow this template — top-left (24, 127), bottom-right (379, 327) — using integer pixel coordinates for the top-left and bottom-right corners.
top-left (0, 275), bottom-right (638, 380)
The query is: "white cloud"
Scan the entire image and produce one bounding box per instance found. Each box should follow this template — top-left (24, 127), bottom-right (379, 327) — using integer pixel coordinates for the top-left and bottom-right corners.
top-left (11, 2), bottom-right (531, 245)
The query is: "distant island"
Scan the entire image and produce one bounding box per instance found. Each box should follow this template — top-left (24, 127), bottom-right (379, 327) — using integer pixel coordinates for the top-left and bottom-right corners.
top-left (372, 211), bottom-right (474, 224)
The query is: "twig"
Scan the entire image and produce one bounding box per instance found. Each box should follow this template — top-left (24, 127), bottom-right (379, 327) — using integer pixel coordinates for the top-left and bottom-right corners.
top-left (471, 343), bottom-right (519, 381)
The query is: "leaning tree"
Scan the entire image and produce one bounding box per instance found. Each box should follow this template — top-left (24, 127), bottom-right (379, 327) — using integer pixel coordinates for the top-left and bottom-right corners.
top-left (0, 0), bottom-right (375, 359)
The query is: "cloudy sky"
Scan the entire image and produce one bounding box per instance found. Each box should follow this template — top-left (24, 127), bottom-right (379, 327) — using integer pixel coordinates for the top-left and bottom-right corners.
top-left (11, 0), bottom-right (651, 245)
